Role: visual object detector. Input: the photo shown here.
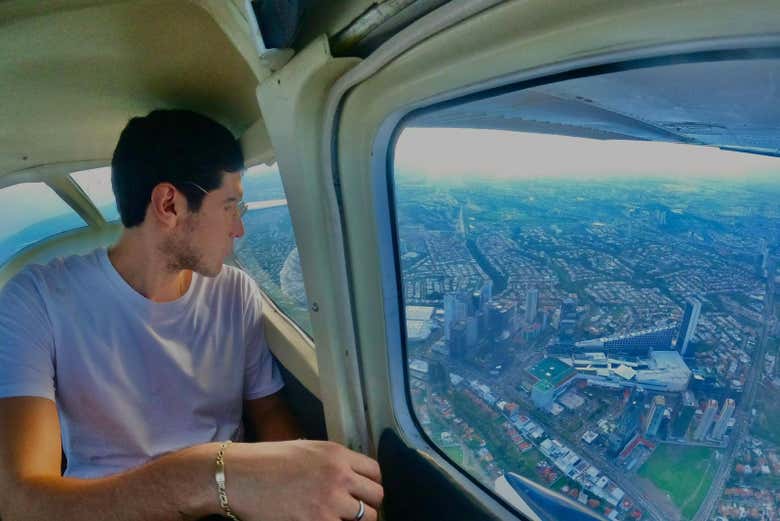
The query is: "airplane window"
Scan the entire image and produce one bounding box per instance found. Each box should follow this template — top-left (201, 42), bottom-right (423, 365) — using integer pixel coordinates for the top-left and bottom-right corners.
top-left (234, 163), bottom-right (313, 336)
top-left (393, 58), bottom-right (780, 521)
top-left (71, 167), bottom-right (120, 222)
top-left (0, 182), bottom-right (87, 267)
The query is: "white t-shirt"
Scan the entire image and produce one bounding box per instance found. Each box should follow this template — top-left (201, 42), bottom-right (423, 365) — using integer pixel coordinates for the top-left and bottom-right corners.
top-left (0, 248), bottom-right (284, 478)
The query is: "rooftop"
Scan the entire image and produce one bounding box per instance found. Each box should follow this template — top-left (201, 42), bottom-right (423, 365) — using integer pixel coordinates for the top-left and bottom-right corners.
top-left (529, 357), bottom-right (577, 387)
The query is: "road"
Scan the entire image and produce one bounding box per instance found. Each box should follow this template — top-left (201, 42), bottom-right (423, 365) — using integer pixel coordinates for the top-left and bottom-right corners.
top-left (450, 358), bottom-right (669, 521)
top-left (691, 317), bottom-right (773, 521)
top-left (692, 271), bottom-right (776, 521)
top-left (507, 388), bottom-right (670, 521)
top-left (422, 277), bottom-right (778, 521)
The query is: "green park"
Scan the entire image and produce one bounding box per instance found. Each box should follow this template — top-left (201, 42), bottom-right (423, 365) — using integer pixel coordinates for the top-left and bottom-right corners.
top-left (638, 444), bottom-right (717, 520)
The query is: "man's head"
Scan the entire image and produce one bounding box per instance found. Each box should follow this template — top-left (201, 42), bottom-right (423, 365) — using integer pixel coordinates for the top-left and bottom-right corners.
top-left (112, 109), bottom-right (246, 276)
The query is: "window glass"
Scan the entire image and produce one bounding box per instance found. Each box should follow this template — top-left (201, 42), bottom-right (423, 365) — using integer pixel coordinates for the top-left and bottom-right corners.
top-left (70, 167), bottom-right (120, 222)
top-left (235, 164), bottom-right (313, 336)
top-left (394, 59), bottom-right (780, 521)
top-left (0, 183), bottom-right (87, 267)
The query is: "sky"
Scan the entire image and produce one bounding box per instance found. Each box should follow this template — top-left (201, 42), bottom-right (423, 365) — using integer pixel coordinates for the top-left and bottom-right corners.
top-left (0, 167), bottom-right (116, 239)
top-left (2, 129), bottom-right (780, 241)
top-left (394, 128), bottom-right (780, 182)
top-left (0, 164), bottom-right (281, 240)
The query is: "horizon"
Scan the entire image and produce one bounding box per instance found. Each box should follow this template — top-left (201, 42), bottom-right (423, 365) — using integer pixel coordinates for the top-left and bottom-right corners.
top-left (2, 129), bottom-right (780, 246)
top-left (395, 128), bottom-right (780, 183)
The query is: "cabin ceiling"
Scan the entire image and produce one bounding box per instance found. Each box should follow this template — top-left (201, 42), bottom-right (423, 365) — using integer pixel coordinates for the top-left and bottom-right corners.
top-left (0, 0), bottom-right (452, 182)
top-left (0, 0), bottom-right (267, 179)
top-left (4, 0), bottom-right (779, 185)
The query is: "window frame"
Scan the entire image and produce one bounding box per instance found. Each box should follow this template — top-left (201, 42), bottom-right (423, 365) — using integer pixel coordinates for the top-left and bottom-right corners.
top-left (232, 162), bottom-right (315, 340)
top-left (368, 45), bottom-right (780, 521)
top-left (68, 167), bottom-right (121, 224)
top-left (0, 181), bottom-right (91, 268)
top-left (233, 253), bottom-right (316, 343)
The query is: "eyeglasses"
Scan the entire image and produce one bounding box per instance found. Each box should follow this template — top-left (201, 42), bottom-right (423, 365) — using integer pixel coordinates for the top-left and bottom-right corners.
top-left (181, 181), bottom-right (247, 218)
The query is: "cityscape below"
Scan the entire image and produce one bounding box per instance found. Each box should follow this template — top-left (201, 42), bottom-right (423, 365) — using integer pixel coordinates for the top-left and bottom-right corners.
top-left (394, 173), bottom-right (780, 521)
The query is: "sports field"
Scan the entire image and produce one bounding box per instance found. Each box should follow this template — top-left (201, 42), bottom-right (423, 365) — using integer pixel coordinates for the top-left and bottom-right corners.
top-left (638, 444), bottom-right (716, 520)
top-left (443, 446), bottom-right (464, 464)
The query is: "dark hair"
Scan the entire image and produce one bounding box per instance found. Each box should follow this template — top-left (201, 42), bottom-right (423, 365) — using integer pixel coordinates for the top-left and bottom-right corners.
top-left (111, 109), bottom-right (244, 228)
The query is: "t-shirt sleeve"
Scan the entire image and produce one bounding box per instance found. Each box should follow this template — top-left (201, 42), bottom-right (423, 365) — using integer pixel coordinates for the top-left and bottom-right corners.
top-left (243, 278), bottom-right (284, 400)
top-left (0, 268), bottom-right (56, 401)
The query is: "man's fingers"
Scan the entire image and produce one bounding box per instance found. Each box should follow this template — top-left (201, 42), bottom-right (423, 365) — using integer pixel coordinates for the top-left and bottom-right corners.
top-left (360, 503), bottom-right (378, 521)
top-left (343, 450), bottom-right (382, 484)
top-left (348, 473), bottom-right (384, 509)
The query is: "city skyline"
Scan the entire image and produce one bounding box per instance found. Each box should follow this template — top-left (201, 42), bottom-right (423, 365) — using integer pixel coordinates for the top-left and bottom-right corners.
top-left (396, 165), bottom-right (779, 521)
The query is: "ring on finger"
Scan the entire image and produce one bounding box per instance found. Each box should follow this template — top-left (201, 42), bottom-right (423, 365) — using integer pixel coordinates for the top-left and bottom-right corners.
top-left (353, 499), bottom-right (365, 521)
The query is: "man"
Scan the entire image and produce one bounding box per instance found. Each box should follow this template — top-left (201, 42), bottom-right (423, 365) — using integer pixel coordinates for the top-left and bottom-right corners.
top-left (0, 110), bottom-right (383, 521)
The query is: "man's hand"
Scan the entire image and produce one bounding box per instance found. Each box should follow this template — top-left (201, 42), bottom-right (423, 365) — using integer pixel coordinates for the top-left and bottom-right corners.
top-left (226, 440), bottom-right (383, 521)
top-left (0, 397), bottom-right (384, 521)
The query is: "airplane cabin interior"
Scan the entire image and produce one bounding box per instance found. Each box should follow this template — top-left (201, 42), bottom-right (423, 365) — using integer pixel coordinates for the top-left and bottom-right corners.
top-left (1, 1), bottom-right (779, 520)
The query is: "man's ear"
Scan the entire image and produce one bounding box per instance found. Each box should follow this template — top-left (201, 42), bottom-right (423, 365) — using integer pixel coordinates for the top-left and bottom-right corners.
top-left (149, 183), bottom-right (184, 229)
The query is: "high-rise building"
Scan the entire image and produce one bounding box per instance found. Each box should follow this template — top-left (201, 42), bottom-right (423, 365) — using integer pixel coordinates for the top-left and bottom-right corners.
top-left (449, 320), bottom-right (468, 360)
top-left (482, 280), bottom-right (493, 307)
top-left (575, 326), bottom-right (675, 358)
top-left (609, 391), bottom-right (643, 455)
top-left (525, 289), bottom-right (539, 325)
top-left (472, 281), bottom-right (494, 314)
top-left (694, 399), bottom-right (718, 441)
top-left (508, 301), bottom-right (519, 334)
top-left (676, 298), bottom-right (701, 356)
top-left (760, 238), bottom-right (769, 273)
top-left (711, 398), bottom-right (736, 440)
top-left (444, 292), bottom-right (469, 340)
top-left (559, 298), bottom-right (577, 340)
top-left (428, 360), bottom-right (448, 393)
top-left (644, 395), bottom-right (667, 438)
top-left (487, 299), bottom-right (515, 338)
top-left (465, 316), bottom-right (479, 349)
top-left (672, 390), bottom-right (697, 439)
top-left (475, 310), bottom-right (486, 341)
top-left (471, 291), bottom-right (481, 314)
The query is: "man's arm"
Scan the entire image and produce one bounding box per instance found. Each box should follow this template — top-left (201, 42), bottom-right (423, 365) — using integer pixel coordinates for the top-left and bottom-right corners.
top-left (0, 397), bottom-right (383, 521)
top-left (0, 396), bottom-right (216, 521)
top-left (243, 392), bottom-right (304, 441)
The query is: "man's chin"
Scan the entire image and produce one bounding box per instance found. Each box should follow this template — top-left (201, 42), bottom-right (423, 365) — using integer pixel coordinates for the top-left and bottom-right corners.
top-left (196, 263), bottom-right (223, 278)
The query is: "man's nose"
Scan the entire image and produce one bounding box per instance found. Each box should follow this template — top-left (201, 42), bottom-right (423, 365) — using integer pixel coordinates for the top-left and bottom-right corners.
top-left (232, 216), bottom-right (245, 238)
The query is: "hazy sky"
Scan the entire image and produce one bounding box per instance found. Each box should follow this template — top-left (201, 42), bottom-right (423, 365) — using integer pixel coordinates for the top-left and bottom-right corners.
top-left (395, 128), bottom-right (780, 182)
top-left (0, 182), bottom-right (82, 239)
top-left (0, 166), bottom-right (120, 239)
top-left (0, 165), bottom-right (281, 240)
top-left (3, 130), bottom-right (780, 241)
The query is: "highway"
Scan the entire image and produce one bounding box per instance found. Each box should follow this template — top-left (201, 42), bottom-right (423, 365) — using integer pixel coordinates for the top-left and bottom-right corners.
top-left (506, 389), bottom-right (671, 521)
top-left (419, 268), bottom-right (778, 521)
top-left (450, 358), bottom-right (670, 521)
top-left (692, 273), bottom-right (776, 521)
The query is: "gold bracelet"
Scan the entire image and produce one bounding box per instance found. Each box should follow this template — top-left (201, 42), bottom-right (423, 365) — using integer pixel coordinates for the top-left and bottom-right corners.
top-left (215, 441), bottom-right (242, 521)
